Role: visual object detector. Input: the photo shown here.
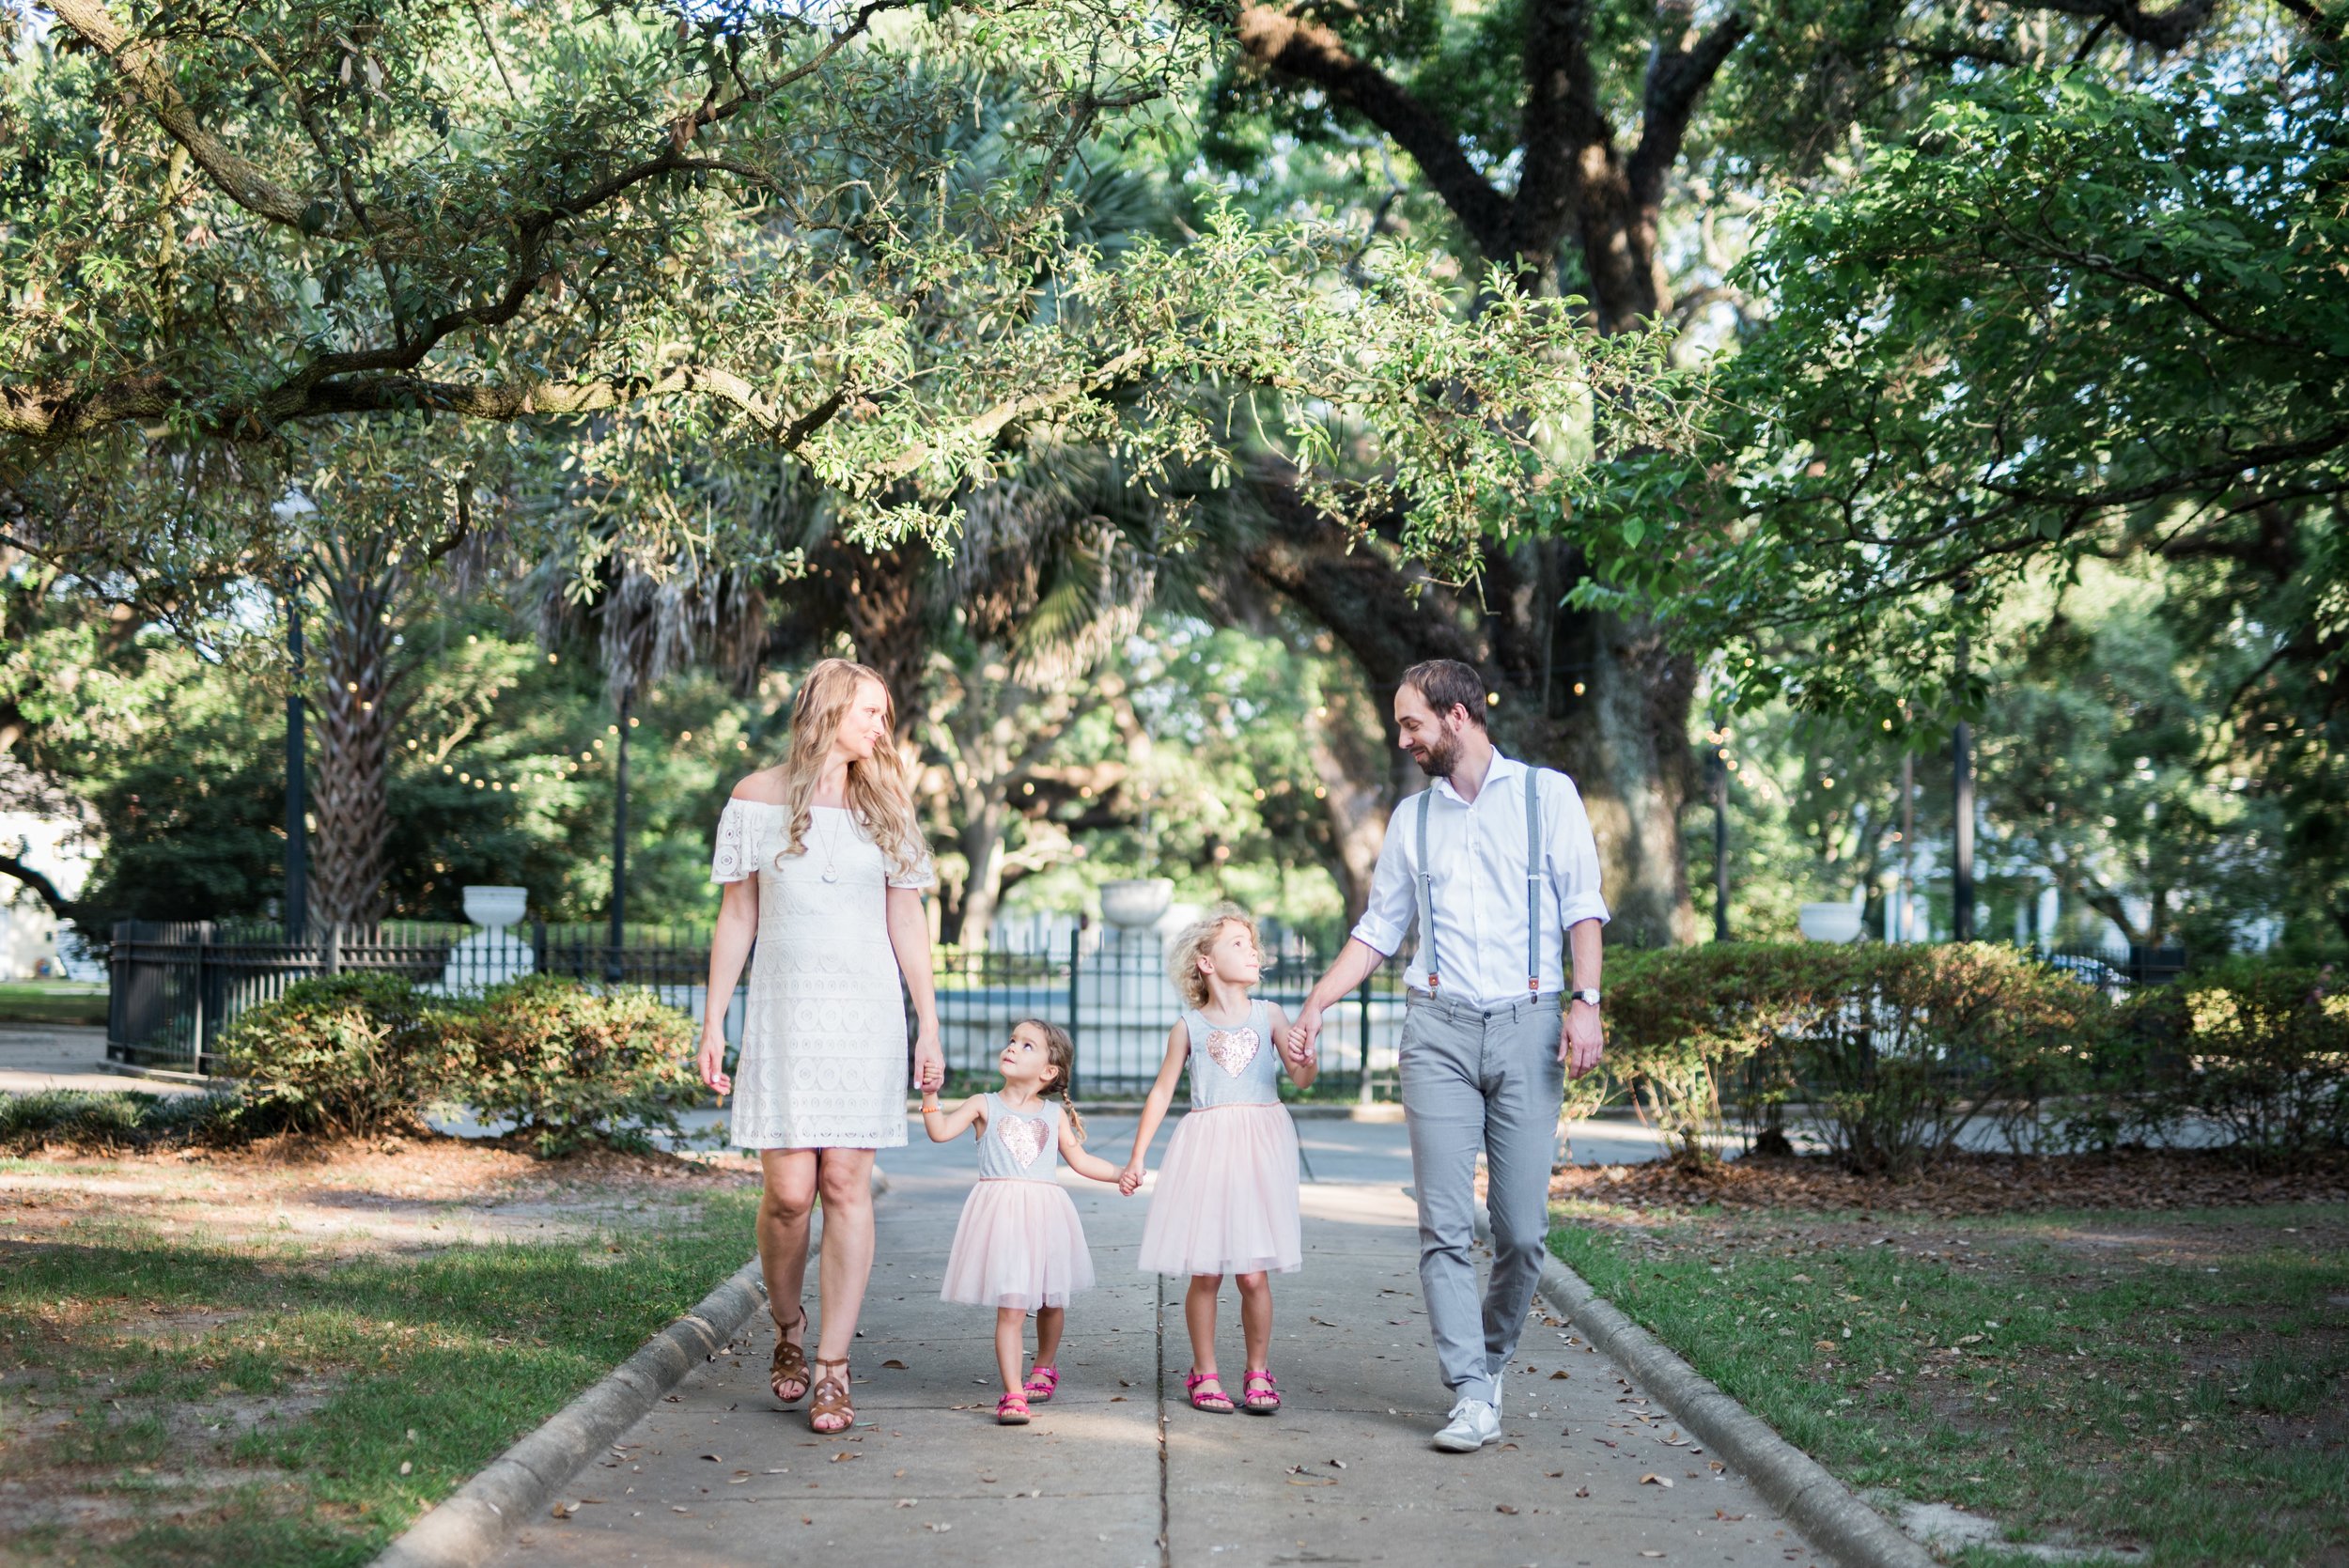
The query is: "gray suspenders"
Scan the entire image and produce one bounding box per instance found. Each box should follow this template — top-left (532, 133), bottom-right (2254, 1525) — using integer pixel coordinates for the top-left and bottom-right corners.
top-left (1414, 767), bottom-right (1545, 997)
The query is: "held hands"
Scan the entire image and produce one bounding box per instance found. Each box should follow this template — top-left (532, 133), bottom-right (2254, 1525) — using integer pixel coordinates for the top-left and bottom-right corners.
top-left (1560, 1003), bottom-right (1604, 1080)
top-left (1116, 1162), bottom-right (1145, 1197)
top-left (912, 1019), bottom-right (945, 1094)
top-left (1283, 1006), bottom-right (1322, 1066)
top-left (696, 1033), bottom-right (732, 1097)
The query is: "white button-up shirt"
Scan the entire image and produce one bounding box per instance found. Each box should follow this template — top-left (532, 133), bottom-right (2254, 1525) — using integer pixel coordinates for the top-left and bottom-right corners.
top-left (1349, 752), bottom-right (1610, 1009)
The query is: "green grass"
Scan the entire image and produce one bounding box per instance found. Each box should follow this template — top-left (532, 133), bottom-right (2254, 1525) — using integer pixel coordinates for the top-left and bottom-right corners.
top-left (0, 982), bottom-right (109, 1027)
top-left (1, 1188), bottom-right (757, 1566)
top-left (1549, 1201), bottom-right (2349, 1568)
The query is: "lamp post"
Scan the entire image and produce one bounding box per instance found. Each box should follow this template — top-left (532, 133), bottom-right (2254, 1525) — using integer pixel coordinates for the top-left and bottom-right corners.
top-left (1710, 740), bottom-right (1731, 942)
top-left (284, 580), bottom-right (307, 940)
top-left (607, 691), bottom-right (630, 983)
top-left (272, 490), bottom-right (318, 941)
top-left (1952, 599), bottom-right (1975, 942)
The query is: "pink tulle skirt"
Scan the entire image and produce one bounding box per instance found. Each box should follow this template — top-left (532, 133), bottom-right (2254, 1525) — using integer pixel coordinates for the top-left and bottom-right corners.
top-left (1137, 1102), bottom-right (1303, 1278)
top-left (940, 1179), bottom-right (1097, 1310)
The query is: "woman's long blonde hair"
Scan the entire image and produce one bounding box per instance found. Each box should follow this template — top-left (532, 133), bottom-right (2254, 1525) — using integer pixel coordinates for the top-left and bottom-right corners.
top-left (775, 658), bottom-right (926, 880)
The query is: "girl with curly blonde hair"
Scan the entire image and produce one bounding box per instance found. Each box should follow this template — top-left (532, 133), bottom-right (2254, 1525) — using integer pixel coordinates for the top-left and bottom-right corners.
top-left (1121, 903), bottom-right (1315, 1414)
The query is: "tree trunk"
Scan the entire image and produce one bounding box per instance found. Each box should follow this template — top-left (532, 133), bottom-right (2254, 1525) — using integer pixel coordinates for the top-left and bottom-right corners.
top-left (949, 791), bottom-right (1012, 950)
top-left (1303, 695), bottom-right (1390, 924)
top-left (310, 537), bottom-right (399, 929)
top-left (1246, 490), bottom-right (1698, 947)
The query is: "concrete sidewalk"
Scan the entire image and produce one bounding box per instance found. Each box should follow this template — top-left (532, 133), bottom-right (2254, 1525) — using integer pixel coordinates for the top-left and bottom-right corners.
top-left (0, 1023), bottom-right (196, 1096)
top-left (490, 1116), bottom-right (1827, 1568)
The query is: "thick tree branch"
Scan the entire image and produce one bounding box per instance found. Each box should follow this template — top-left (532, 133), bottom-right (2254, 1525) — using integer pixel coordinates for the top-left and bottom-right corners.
top-left (1628, 8), bottom-right (1750, 210)
top-left (49, 0), bottom-right (904, 243)
top-left (0, 852), bottom-right (81, 924)
top-left (46, 0), bottom-right (342, 235)
top-left (1509, 0), bottom-right (1613, 262)
top-left (2000, 0), bottom-right (2221, 50)
top-left (866, 345), bottom-right (1153, 483)
top-left (1228, 4), bottom-right (1513, 256)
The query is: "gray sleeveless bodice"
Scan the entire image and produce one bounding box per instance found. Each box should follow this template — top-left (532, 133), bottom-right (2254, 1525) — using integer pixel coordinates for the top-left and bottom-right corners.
top-left (1182, 1001), bottom-right (1282, 1110)
top-left (974, 1092), bottom-right (1064, 1183)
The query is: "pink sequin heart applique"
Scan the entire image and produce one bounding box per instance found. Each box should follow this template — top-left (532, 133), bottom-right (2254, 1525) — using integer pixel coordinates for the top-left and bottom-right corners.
top-left (997, 1115), bottom-right (1049, 1169)
top-left (1203, 1026), bottom-right (1260, 1078)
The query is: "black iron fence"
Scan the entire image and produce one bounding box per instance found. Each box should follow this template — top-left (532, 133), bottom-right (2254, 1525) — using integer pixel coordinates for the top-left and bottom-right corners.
top-left (105, 919), bottom-right (1416, 1094)
top-left (104, 920), bottom-right (2187, 1093)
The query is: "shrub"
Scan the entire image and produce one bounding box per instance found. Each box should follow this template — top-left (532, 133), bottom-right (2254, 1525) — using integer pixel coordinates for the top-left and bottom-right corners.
top-left (454, 975), bottom-right (699, 1156)
top-left (0, 1089), bottom-right (240, 1152)
top-left (2173, 962), bottom-right (2349, 1165)
top-left (1794, 943), bottom-right (2107, 1173)
top-left (216, 972), bottom-right (459, 1137)
top-left (1602, 942), bottom-right (2108, 1173)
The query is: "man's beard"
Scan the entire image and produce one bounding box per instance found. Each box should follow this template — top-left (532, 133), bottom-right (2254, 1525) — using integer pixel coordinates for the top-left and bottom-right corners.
top-left (1411, 727), bottom-right (1461, 779)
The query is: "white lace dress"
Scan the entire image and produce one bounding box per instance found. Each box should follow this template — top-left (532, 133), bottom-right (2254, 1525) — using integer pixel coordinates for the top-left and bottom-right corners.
top-left (710, 798), bottom-right (934, 1149)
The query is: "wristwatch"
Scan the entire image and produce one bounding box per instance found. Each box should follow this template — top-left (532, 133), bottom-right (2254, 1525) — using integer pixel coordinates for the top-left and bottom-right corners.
top-left (1569, 988), bottom-right (1602, 1008)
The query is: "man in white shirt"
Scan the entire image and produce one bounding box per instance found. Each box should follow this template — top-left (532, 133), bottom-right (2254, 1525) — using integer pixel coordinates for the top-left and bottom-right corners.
top-left (1286, 659), bottom-right (1607, 1452)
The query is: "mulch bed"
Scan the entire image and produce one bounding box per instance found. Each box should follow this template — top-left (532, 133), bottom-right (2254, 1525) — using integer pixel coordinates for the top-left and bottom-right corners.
top-left (1552, 1147), bottom-right (2349, 1217)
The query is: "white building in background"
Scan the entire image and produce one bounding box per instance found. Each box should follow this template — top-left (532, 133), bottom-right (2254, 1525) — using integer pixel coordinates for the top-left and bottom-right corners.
top-left (0, 811), bottom-right (101, 981)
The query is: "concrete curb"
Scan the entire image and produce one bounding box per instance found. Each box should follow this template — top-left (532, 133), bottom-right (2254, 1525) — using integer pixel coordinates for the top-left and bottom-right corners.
top-left (1510, 1216), bottom-right (1938, 1568)
top-left (370, 1256), bottom-right (770, 1568)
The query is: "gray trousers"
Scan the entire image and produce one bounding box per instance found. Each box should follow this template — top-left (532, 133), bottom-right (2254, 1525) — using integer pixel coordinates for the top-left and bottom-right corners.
top-left (1398, 990), bottom-right (1564, 1406)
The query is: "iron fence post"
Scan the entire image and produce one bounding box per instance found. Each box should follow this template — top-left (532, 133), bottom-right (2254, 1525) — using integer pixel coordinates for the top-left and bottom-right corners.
top-left (1066, 924), bottom-right (1081, 1060)
top-left (191, 920), bottom-right (212, 1071)
top-left (1357, 974), bottom-right (1373, 1104)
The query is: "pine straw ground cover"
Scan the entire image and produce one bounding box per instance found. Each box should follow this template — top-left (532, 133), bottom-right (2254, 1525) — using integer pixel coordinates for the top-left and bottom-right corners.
top-left (0, 1132), bottom-right (761, 1567)
top-left (1548, 1152), bottom-right (2349, 1568)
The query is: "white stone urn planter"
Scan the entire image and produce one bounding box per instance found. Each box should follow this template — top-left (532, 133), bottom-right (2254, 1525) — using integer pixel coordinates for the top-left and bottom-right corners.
top-left (461, 885), bottom-right (530, 931)
top-left (1098, 877), bottom-right (1174, 930)
top-left (446, 885), bottom-right (535, 994)
top-left (1797, 901), bottom-right (1866, 943)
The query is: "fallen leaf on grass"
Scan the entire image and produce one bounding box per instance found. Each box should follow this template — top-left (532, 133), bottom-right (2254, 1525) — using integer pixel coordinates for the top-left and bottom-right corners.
top-left (1640, 1474), bottom-right (1674, 1488)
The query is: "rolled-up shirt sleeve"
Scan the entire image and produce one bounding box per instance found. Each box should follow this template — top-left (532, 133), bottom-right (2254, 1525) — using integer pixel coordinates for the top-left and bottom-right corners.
top-left (1348, 803), bottom-right (1420, 955)
top-left (1548, 772), bottom-right (1610, 928)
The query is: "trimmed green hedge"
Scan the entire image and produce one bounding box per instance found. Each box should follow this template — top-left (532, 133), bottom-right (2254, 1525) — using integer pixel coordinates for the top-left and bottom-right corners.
top-left (1599, 944), bottom-right (2346, 1172)
top-left (456, 974), bottom-right (700, 1156)
top-left (204, 972), bottom-right (700, 1154)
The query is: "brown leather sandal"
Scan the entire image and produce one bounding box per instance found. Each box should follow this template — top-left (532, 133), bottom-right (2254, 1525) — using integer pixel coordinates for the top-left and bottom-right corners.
top-left (769, 1307), bottom-right (810, 1405)
top-left (807, 1355), bottom-right (855, 1435)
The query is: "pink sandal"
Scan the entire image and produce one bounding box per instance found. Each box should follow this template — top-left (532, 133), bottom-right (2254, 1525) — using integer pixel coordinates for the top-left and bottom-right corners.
top-left (1241, 1370), bottom-right (1282, 1414)
top-left (1186, 1371), bottom-right (1235, 1413)
top-left (995, 1391), bottom-right (1031, 1425)
top-left (1023, 1364), bottom-right (1059, 1404)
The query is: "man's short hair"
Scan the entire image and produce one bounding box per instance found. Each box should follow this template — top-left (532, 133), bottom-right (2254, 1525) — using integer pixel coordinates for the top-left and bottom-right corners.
top-left (1399, 660), bottom-right (1488, 728)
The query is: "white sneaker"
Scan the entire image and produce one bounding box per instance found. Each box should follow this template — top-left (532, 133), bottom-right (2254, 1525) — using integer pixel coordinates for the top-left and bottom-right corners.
top-left (1432, 1397), bottom-right (1501, 1452)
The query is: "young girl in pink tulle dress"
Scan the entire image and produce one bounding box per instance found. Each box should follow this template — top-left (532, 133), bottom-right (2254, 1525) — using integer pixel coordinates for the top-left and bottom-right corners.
top-left (925, 1018), bottom-right (1125, 1424)
top-left (1121, 904), bottom-right (1315, 1415)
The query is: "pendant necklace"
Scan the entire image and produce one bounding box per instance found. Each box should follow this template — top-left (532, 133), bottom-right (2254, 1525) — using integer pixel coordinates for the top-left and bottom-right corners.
top-left (813, 808), bottom-right (849, 883)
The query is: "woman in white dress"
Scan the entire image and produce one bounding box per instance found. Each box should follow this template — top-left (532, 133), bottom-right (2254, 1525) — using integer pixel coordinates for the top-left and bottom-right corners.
top-left (698, 658), bottom-right (944, 1435)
